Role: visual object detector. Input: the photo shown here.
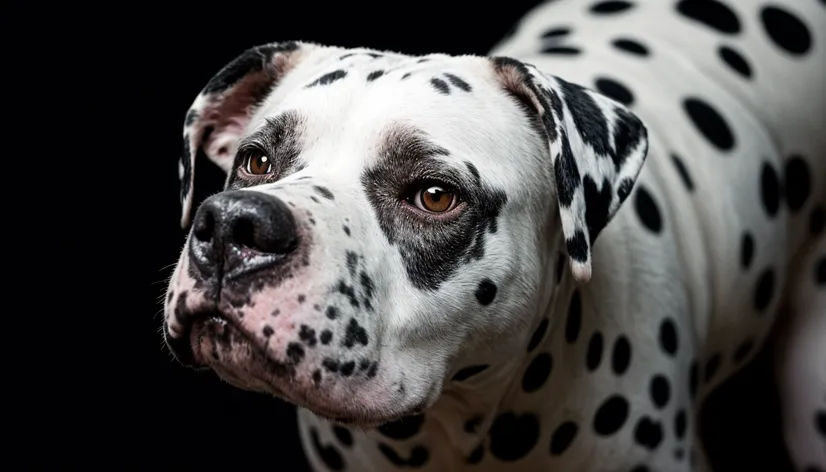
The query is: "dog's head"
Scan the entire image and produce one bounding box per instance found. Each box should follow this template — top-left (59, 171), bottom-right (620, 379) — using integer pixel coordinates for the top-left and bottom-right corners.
top-left (163, 41), bottom-right (647, 427)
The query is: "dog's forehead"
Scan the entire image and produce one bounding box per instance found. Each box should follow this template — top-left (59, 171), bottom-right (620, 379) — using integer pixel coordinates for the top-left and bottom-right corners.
top-left (247, 47), bottom-right (537, 173)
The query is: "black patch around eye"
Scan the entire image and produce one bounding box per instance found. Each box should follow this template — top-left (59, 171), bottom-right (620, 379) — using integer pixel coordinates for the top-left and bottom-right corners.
top-left (226, 111), bottom-right (304, 190)
top-left (444, 73), bottom-right (471, 92)
top-left (362, 129), bottom-right (507, 291)
top-left (307, 69), bottom-right (347, 88)
top-left (430, 77), bottom-right (450, 94)
top-left (367, 70), bottom-right (385, 81)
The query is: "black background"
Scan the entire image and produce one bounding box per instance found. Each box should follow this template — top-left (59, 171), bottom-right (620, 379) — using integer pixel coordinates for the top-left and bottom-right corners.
top-left (13, 1), bottom-right (791, 470)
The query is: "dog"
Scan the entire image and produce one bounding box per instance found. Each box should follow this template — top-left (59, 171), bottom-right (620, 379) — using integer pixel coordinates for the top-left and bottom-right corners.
top-left (162, 0), bottom-right (826, 470)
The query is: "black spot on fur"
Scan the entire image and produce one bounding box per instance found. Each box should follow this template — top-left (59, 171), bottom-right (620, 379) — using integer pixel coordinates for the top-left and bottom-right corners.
top-left (555, 134), bottom-right (581, 208)
top-left (595, 77), bottom-right (634, 106)
top-left (760, 5), bottom-right (812, 55)
top-left (431, 78), bottom-right (450, 94)
top-left (674, 409), bottom-right (687, 439)
top-left (565, 291), bottom-right (582, 343)
top-left (314, 185), bottom-right (335, 200)
top-left (634, 417), bottom-right (664, 450)
top-left (367, 70), bottom-right (385, 81)
top-left (683, 97), bottom-right (735, 151)
top-left (741, 232), bottom-right (755, 269)
top-left (326, 306), bottom-right (339, 320)
top-left (650, 375), bottom-right (671, 409)
top-left (718, 45), bottom-right (752, 78)
top-left (566, 230), bottom-right (589, 263)
top-left (549, 421), bottom-right (578, 455)
top-left (612, 38), bottom-right (649, 56)
top-left (583, 176), bottom-right (613, 243)
top-left (676, 0), bottom-right (741, 34)
top-left (689, 360), bottom-right (699, 399)
top-left (286, 343), bottom-right (305, 364)
top-left (307, 70), bottom-right (347, 88)
top-left (704, 353), bottom-right (722, 382)
top-left (464, 416), bottom-right (482, 433)
top-left (586, 331), bottom-right (604, 371)
top-left (378, 443), bottom-right (429, 467)
top-left (542, 46), bottom-right (582, 55)
top-left (342, 318), bottom-right (368, 348)
top-left (671, 154), bottom-right (695, 191)
top-left (379, 414), bottom-right (425, 440)
top-left (659, 318), bottom-right (679, 356)
top-left (635, 185), bottom-right (662, 233)
top-left (337, 280), bottom-right (360, 307)
top-left (761, 162), bottom-right (781, 217)
top-left (522, 352), bottom-right (553, 393)
top-left (343, 225), bottom-right (351, 236)
top-left (611, 335), bottom-right (631, 375)
top-left (810, 206), bottom-right (825, 236)
top-left (593, 394), bottom-right (630, 435)
top-left (452, 364), bottom-right (489, 382)
top-left (346, 251), bottom-right (358, 277)
top-left (310, 427), bottom-right (345, 471)
top-left (475, 279), bottom-right (498, 305)
top-left (785, 155), bottom-right (811, 212)
top-left (816, 410), bottom-right (826, 437)
top-left (299, 325), bottom-right (317, 347)
top-left (617, 178), bottom-right (634, 203)
top-left (528, 318), bottom-right (549, 352)
top-left (444, 73), bottom-right (471, 92)
top-left (489, 412), bottom-right (540, 461)
top-left (333, 426), bottom-right (353, 447)
top-left (559, 79), bottom-right (611, 157)
top-left (754, 267), bottom-right (775, 313)
top-left (262, 325), bottom-right (274, 338)
top-left (541, 27), bottom-right (571, 38)
top-left (590, 1), bottom-right (634, 14)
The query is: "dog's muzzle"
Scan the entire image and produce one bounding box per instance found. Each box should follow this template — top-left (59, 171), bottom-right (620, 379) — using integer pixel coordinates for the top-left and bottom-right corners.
top-left (165, 189), bottom-right (299, 366)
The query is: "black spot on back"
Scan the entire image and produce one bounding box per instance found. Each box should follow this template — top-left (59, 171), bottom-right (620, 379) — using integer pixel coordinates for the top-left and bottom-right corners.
top-left (528, 318), bottom-right (549, 352)
top-left (718, 45), bottom-right (752, 78)
top-left (741, 232), bottom-right (755, 269)
top-left (452, 364), bottom-right (489, 382)
top-left (314, 185), bottom-right (335, 200)
top-left (595, 77), bottom-right (634, 106)
top-left (761, 162), bottom-right (781, 217)
top-left (611, 335), bottom-right (631, 375)
top-left (785, 155), bottom-right (811, 212)
top-left (541, 27), bottom-right (571, 38)
top-left (307, 69), bottom-right (347, 88)
top-left (378, 414), bottom-right (425, 440)
top-left (634, 417), bottom-right (664, 450)
top-left (444, 73), bottom-right (472, 92)
top-left (650, 375), bottom-right (671, 409)
top-left (431, 77), bottom-right (450, 94)
top-left (659, 318), bottom-right (678, 356)
top-left (593, 395), bottom-right (630, 435)
top-left (342, 318), bottom-right (368, 348)
top-left (333, 426), bottom-right (353, 447)
top-left (671, 153), bottom-right (695, 191)
top-left (541, 46), bottom-right (582, 55)
top-left (522, 352), bottom-right (553, 393)
top-left (634, 185), bottom-right (663, 233)
top-left (683, 97), bottom-right (735, 151)
top-left (367, 70), bottom-right (385, 81)
top-left (676, 0), bottom-right (741, 34)
top-left (586, 331), bottom-right (604, 371)
top-left (549, 421), bottom-right (578, 455)
top-left (590, 0), bottom-right (634, 14)
top-left (310, 428), bottom-right (345, 471)
top-left (760, 5), bottom-right (812, 55)
top-left (612, 38), bottom-right (649, 56)
top-left (565, 291), bottom-right (582, 343)
top-left (489, 412), bottom-right (540, 461)
top-left (754, 267), bottom-right (775, 313)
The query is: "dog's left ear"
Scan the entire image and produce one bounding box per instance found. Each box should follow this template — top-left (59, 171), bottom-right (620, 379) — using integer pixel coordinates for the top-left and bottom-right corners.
top-left (490, 56), bottom-right (649, 283)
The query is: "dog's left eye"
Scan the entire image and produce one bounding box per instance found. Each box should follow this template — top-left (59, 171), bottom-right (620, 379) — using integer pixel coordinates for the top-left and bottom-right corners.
top-left (244, 154), bottom-right (273, 175)
top-left (409, 184), bottom-right (460, 213)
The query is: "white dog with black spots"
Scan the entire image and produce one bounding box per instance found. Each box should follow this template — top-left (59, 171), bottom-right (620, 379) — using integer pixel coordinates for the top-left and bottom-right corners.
top-left (162, 0), bottom-right (825, 470)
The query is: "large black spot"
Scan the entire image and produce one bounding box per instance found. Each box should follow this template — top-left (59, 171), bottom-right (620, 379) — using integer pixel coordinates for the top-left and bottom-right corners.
top-left (785, 155), bottom-right (811, 212)
top-left (310, 428), bottom-right (345, 471)
top-left (590, 0), bottom-right (634, 14)
top-left (342, 318), bottom-right (369, 348)
top-left (565, 291), bottom-right (582, 343)
top-left (452, 364), bottom-right (489, 382)
top-left (760, 5), bottom-right (812, 55)
top-left (611, 335), bottom-right (632, 375)
top-left (761, 162), bottom-right (781, 217)
top-left (378, 444), bottom-right (429, 467)
top-left (611, 38), bottom-right (649, 56)
top-left (674, 409), bottom-right (687, 439)
top-left (522, 352), bottom-right (553, 393)
top-left (595, 77), bottom-right (634, 106)
top-left (586, 331), bottom-right (604, 371)
top-left (475, 279), bottom-right (498, 305)
top-left (650, 375), bottom-right (671, 409)
top-left (754, 267), bottom-right (775, 313)
top-left (634, 185), bottom-right (663, 233)
top-left (559, 79), bottom-right (611, 157)
top-left (634, 417), bottom-right (664, 450)
top-left (549, 421), bottom-right (579, 455)
top-left (378, 414), bottom-right (425, 440)
top-left (705, 353), bottom-right (722, 382)
top-left (671, 154), bottom-right (695, 191)
top-left (741, 232), bottom-right (755, 269)
top-left (817, 257), bottom-right (826, 285)
top-left (489, 412), bottom-right (540, 461)
top-left (718, 46), bottom-right (752, 79)
top-left (528, 318), bottom-right (549, 352)
top-left (659, 318), bottom-right (678, 356)
top-left (333, 426), bottom-right (353, 447)
top-left (676, 0), bottom-right (741, 34)
top-left (683, 97), bottom-right (735, 151)
top-left (816, 410), bottom-right (826, 437)
top-left (593, 395), bottom-right (630, 436)
top-left (583, 176), bottom-right (613, 243)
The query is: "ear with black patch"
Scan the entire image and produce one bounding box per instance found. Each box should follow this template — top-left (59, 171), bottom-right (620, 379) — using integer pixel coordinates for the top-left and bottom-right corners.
top-left (178, 41), bottom-right (312, 229)
top-left (490, 56), bottom-right (649, 283)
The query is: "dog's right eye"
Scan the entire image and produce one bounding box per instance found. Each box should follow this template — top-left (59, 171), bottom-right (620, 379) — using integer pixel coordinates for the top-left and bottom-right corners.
top-left (244, 154), bottom-right (273, 175)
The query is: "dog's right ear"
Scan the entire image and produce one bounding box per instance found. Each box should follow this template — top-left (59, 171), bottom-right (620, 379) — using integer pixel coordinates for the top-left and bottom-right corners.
top-left (178, 41), bottom-right (313, 229)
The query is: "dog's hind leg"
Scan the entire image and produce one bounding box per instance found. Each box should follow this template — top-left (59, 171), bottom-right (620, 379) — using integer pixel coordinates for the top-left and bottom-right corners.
top-left (774, 234), bottom-right (826, 471)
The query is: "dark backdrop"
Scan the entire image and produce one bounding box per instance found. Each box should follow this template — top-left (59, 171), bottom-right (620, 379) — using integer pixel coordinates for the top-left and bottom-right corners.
top-left (16, 2), bottom-right (790, 470)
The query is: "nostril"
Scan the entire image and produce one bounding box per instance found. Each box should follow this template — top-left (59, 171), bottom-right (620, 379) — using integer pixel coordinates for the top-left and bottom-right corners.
top-left (193, 210), bottom-right (215, 243)
top-left (232, 216), bottom-right (257, 250)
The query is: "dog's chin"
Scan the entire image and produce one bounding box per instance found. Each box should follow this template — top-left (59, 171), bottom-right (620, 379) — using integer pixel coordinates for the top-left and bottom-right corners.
top-left (188, 316), bottom-right (431, 430)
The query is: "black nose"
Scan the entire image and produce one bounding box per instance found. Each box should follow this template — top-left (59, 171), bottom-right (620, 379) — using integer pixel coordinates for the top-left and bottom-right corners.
top-left (189, 190), bottom-right (298, 274)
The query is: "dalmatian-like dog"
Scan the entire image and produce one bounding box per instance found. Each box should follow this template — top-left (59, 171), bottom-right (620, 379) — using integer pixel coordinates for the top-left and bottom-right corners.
top-left (162, 0), bottom-right (826, 470)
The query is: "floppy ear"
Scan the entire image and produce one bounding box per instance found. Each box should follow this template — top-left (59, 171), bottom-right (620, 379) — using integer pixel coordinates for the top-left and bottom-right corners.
top-left (490, 56), bottom-right (649, 283)
top-left (178, 41), bottom-right (311, 229)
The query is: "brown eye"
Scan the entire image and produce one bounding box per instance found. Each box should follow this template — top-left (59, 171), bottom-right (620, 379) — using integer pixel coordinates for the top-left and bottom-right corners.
top-left (413, 185), bottom-right (459, 213)
top-left (245, 154), bottom-right (273, 175)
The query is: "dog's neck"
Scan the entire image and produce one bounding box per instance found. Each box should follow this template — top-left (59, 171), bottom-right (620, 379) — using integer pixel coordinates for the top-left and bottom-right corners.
top-left (359, 251), bottom-right (575, 469)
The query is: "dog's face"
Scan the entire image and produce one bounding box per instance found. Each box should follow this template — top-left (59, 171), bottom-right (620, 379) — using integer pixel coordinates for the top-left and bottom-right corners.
top-left (163, 42), bottom-right (647, 427)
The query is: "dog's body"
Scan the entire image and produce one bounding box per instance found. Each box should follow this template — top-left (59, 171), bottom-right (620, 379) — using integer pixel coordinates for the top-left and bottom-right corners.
top-left (162, 1), bottom-right (826, 470)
